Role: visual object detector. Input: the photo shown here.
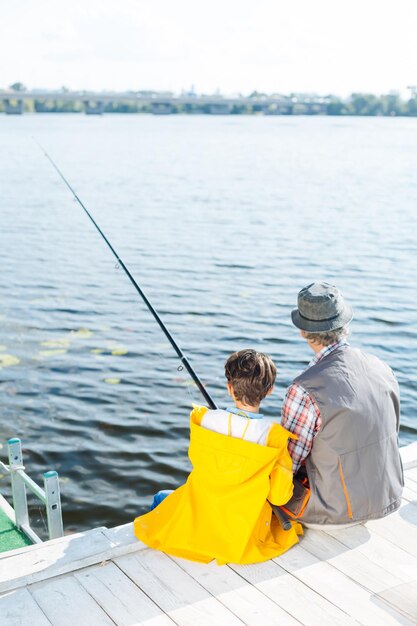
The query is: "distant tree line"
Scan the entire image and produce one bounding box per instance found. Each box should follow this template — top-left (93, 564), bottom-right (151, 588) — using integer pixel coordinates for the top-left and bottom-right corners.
top-left (326, 93), bottom-right (417, 116)
top-left (1, 83), bottom-right (417, 116)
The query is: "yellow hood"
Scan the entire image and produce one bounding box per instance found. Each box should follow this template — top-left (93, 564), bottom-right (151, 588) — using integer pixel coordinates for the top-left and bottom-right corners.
top-left (134, 406), bottom-right (302, 565)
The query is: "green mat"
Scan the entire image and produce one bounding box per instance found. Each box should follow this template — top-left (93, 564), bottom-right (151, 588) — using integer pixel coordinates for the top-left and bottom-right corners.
top-left (0, 508), bottom-right (32, 553)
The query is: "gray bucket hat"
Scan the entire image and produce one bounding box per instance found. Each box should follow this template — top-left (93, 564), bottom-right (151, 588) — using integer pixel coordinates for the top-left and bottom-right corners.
top-left (291, 282), bottom-right (353, 332)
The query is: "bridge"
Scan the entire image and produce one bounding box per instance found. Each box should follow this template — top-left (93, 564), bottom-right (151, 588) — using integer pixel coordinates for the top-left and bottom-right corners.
top-left (0, 90), bottom-right (328, 115)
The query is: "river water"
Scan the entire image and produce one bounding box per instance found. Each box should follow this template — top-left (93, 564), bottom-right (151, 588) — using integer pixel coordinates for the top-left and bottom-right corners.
top-left (0, 114), bottom-right (416, 534)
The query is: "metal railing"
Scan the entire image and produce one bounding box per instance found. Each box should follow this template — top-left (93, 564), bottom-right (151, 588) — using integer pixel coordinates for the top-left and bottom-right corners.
top-left (0, 438), bottom-right (63, 543)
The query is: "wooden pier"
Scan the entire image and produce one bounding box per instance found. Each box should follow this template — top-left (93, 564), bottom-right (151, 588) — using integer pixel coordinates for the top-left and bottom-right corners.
top-left (1, 444), bottom-right (416, 625)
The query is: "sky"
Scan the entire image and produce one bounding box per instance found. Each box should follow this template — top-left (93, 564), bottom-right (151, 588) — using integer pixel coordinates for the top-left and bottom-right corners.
top-left (1, 0), bottom-right (416, 96)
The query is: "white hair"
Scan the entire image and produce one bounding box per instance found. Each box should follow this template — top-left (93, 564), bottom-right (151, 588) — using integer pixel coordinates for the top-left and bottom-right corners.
top-left (303, 325), bottom-right (350, 346)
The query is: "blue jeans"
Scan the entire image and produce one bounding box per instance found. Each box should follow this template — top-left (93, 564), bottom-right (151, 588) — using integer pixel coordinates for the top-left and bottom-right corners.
top-left (150, 489), bottom-right (174, 511)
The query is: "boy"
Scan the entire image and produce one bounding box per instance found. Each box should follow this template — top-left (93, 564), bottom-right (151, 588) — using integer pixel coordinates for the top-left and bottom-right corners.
top-left (134, 349), bottom-right (301, 565)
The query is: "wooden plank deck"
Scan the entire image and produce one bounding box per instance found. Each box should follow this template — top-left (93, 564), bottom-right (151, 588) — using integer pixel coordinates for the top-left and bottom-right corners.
top-left (0, 447), bottom-right (416, 626)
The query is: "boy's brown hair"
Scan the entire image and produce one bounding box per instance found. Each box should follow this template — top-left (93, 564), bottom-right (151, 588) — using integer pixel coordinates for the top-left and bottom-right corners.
top-left (225, 349), bottom-right (277, 407)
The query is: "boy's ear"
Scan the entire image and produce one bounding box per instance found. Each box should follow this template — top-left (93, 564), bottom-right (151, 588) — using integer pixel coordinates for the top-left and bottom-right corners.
top-left (226, 382), bottom-right (235, 399)
top-left (266, 384), bottom-right (275, 397)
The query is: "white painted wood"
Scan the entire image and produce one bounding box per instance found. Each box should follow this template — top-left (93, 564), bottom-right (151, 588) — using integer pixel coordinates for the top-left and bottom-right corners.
top-left (401, 442), bottom-right (417, 470)
top-left (101, 523), bottom-right (147, 558)
top-left (30, 575), bottom-right (116, 625)
top-left (0, 543), bottom-right (42, 561)
top-left (0, 531), bottom-right (72, 562)
top-left (299, 529), bottom-right (403, 592)
top-left (0, 587), bottom-right (51, 626)
top-left (75, 561), bottom-right (174, 626)
top-left (115, 550), bottom-right (243, 626)
top-left (230, 558), bottom-right (357, 626)
top-left (171, 555), bottom-right (299, 626)
top-left (403, 485), bottom-right (417, 505)
top-left (0, 525), bottom-right (148, 594)
top-left (376, 581), bottom-right (417, 623)
top-left (405, 476), bottom-right (417, 494)
top-left (407, 467), bottom-right (417, 482)
top-left (274, 544), bottom-right (412, 626)
top-left (0, 526), bottom-right (107, 562)
top-left (0, 528), bottom-right (113, 593)
top-left (0, 523), bottom-right (142, 567)
top-left (325, 523), bottom-right (417, 583)
top-left (1, 487), bottom-right (416, 626)
top-left (365, 502), bottom-right (417, 558)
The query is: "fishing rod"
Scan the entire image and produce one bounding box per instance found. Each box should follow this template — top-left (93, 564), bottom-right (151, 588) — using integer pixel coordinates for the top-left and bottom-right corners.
top-left (34, 138), bottom-right (217, 410)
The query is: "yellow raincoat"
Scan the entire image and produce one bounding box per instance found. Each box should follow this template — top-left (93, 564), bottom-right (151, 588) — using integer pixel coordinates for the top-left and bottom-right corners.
top-left (134, 405), bottom-right (302, 565)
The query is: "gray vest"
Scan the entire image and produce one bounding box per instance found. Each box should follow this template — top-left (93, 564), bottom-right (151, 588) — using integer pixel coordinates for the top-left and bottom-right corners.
top-left (294, 346), bottom-right (403, 524)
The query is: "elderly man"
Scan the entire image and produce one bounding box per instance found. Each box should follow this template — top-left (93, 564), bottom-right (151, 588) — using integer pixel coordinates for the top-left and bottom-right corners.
top-left (281, 282), bottom-right (403, 527)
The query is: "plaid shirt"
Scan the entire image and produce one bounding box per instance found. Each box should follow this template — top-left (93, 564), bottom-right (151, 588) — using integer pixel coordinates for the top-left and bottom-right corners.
top-left (281, 339), bottom-right (348, 473)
